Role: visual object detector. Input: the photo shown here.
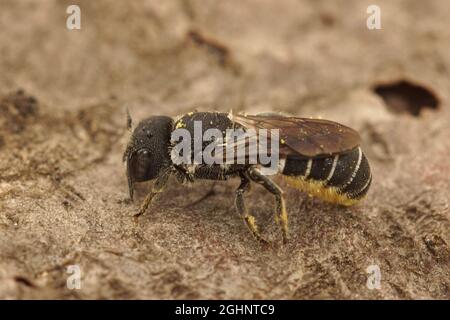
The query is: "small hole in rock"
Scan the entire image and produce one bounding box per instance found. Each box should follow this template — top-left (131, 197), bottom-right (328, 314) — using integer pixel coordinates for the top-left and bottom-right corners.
top-left (373, 80), bottom-right (439, 116)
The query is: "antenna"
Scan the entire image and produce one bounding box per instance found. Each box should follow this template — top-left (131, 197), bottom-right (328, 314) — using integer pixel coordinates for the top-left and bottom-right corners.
top-left (126, 106), bottom-right (133, 131)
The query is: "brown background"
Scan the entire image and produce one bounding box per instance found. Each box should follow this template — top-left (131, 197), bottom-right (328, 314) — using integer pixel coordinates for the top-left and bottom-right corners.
top-left (0, 0), bottom-right (449, 299)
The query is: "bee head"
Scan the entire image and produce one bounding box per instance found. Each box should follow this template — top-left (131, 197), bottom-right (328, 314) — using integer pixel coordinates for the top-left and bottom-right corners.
top-left (123, 115), bottom-right (174, 199)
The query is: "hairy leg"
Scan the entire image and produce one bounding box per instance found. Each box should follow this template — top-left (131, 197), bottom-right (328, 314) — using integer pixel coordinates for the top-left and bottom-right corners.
top-left (134, 170), bottom-right (170, 218)
top-left (248, 168), bottom-right (289, 243)
top-left (235, 174), bottom-right (269, 245)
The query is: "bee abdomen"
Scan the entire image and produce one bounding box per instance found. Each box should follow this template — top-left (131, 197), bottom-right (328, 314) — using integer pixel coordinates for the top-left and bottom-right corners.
top-left (281, 147), bottom-right (371, 205)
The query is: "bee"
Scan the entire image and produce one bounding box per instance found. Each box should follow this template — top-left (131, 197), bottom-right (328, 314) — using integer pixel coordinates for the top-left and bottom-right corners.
top-left (123, 111), bottom-right (372, 244)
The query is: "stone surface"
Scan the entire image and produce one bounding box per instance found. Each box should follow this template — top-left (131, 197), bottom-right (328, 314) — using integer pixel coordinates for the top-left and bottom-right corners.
top-left (0, 0), bottom-right (449, 299)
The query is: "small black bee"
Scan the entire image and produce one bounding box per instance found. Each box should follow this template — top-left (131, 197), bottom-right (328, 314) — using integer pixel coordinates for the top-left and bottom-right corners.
top-left (123, 111), bottom-right (371, 244)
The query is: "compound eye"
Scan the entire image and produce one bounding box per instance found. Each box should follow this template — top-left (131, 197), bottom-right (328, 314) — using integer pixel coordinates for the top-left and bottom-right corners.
top-left (138, 149), bottom-right (149, 156)
top-left (130, 149), bottom-right (152, 182)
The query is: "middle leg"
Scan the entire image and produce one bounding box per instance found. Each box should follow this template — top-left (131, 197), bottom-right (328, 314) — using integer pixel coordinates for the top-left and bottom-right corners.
top-left (235, 174), bottom-right (269, 245)
top-left (248, 167), bottom-right (289, 243)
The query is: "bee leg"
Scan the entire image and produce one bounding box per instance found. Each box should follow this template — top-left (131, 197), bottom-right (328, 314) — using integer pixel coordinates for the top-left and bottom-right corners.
top-left (183, 182), bottom-right (217, 208)
top-left (248, 168), bottom-right (289, 243)
top-left (235, 175), bottom-right (269, 245)
top-left (134, 171), bottom-right (170, 218)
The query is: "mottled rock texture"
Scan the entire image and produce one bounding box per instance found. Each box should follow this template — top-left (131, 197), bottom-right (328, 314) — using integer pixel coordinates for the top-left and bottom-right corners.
top-left (0, 0), bottom-right (449, 299)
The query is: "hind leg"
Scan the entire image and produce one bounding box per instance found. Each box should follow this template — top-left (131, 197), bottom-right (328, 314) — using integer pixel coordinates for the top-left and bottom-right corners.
top-left (248, 168), bottom-right (289, 243)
